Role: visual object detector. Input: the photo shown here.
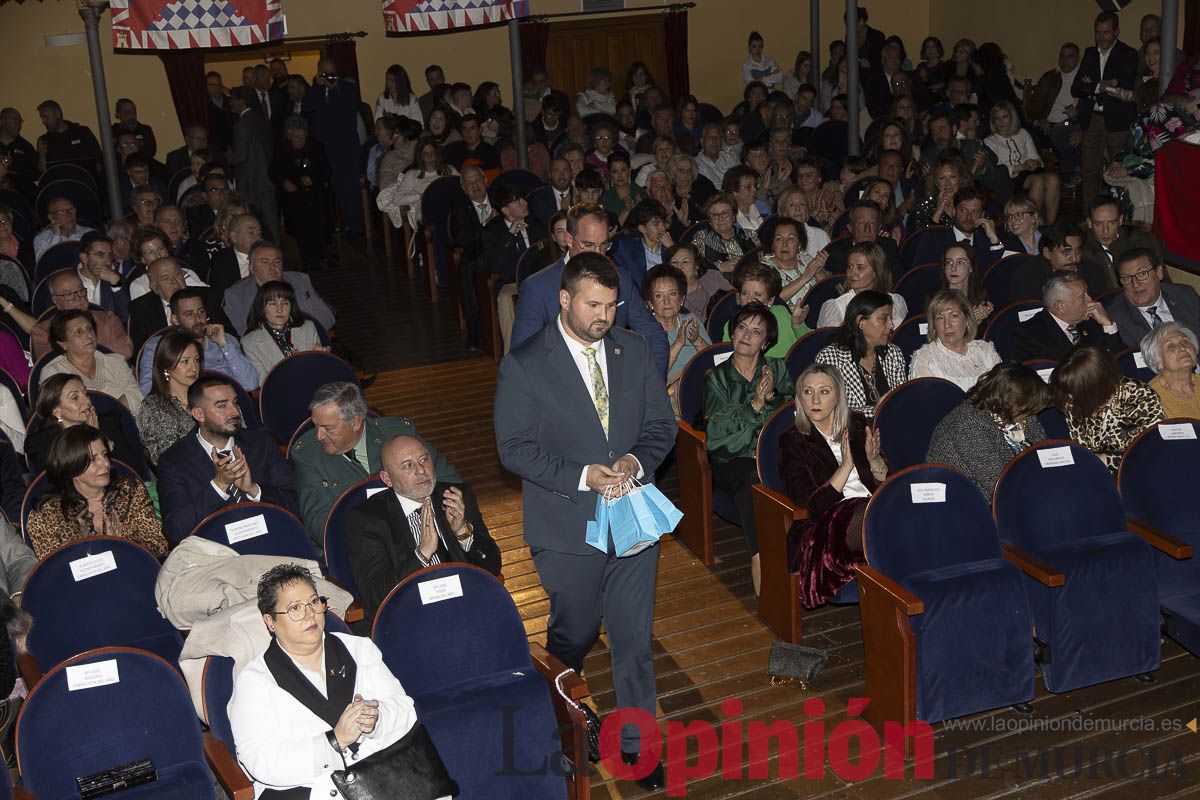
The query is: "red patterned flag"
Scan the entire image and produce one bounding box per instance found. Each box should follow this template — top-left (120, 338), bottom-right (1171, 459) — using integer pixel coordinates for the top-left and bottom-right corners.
top-left (111, 0), bottom-right (285, 50)
top-left (382, 0), bottom-right (529, 34)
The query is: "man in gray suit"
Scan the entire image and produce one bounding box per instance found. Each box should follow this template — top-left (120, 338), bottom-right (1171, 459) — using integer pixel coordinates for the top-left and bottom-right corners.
top-left (228, 86), bottom-right (278, 241)
top-left (224, 241), bottom-right (336, 336)
top-left (494, 253), bottom-right (674, 791)
top-left (1109, 248), bottom-right (1200, 348)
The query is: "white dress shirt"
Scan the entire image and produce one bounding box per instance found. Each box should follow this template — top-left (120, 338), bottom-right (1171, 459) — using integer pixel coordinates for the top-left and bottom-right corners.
top-left (474, 201), bottom-right (492, 223)
top-left (195, 430), bottom-right (262, 502)
top-left (77, 267), bottom-right (105, 306)
top-left (393, 489), bottom-right (473, 566)
top-left (1137, 293), bottom-right (1175, 328)
top-left (127, 267), bottom-right (207, 301)
top-left (816, 290), bottom-right (908, 329)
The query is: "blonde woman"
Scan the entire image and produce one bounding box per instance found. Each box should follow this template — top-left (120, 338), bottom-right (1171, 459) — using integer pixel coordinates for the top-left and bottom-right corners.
top-left (985, 100), bottom-right (1060, 223)
top-left (910, 289), bottom-right (1001, 391)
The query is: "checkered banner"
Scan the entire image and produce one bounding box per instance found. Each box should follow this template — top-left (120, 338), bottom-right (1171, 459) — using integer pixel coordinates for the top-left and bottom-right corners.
top-left (111, 0), bottom-right (285, 49)
top-left (383, 0), bottom-right (529, 34)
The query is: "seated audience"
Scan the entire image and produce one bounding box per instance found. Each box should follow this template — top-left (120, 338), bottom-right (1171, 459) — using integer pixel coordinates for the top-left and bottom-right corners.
top-left (909, 155), bottom-right (970, 231)
top-left (1013, 271), bottom-right (1123, 362)
top-left (0, 206), bottom-right (33, 269)
top-left (1002, 195), bottom-right (1042, 256)
top-left (229, 564), bottom-right (430, 799)
top-left (576, 67), bottom-right (617, 117)
top-left (157, 375), bottom-right (297, 544)
top-left (703, 302), bottom-right (794, 595)
top-left (224, 241), bottom-right (335, 337)
top-left (1081, 196), bottom-right (1158, 281)
top-left (26, 425), bottom-right (166, 559)
top-left (610, 199), bottom-right (670, 291)
top-left (33, 197), bottom-right (93, 262)
top-left (927, 362), bottom-right (1051, 499)
top-left (794, 157), bottom-right (843, 232)
top-left (824, 201), bottom-right (902, 280)
top-left (695, 124), bottom-right (738, 188)
top-left (242, 281), bottom-right (328, 382)
top-left (585, 121), bottom-right (619, 178)
top-left (527, 157), bottom-right (574, 226)
top-left (644, 264), bottom-right (711, 411)
top-left (0, 385), bottom-right (24, 453)
top-left (26, 374), bottom-right (142, 475)
top-left (776, 186), bottom-right (832, 259)
top-left (440, 115), bottom-right (501, 174)
top-left (208, 213), bottom-right (263, 299)
top-left (126, 225), bottom-right (207, 300)
top-left (667, 241), bottom-right (731, 324)
top-left (40, 310), bottom-right (141, 412)
top-left (938, 243), bottom-right (993, 323)
top-left (1109, 249), bottom-right (1200, 347)
top-left (910, 186), bottom-right (1007, 270)
top-left (378, 138), bottom-right (458, 230)
top-left (723, 166), bottom-right (769, 236)
top-left (292, 382), bottom-right (460, 545)
top-left (1050, 345), bottom-right (1163, 472)
top-left (815, 290), bottom-right (907, 418)
top-left (72, 232), bottom-right (128, 321)
top-left (858, 178), bottom-right (905, 243)
top-left (0, 437), bottom-right (19, 524)
top-left (1142, 322), bottom-right (1200, 419)
top-left (723, 264), bottom-right (809, 358)
top-left (1010, 222), bottom-right (1111, 301)
top-left (26, 270), bottom-right (133, 361)
top-left (599, 151), bottom-right (646, 226)
top-left (129, 256), bottom-right (220, 353)
top-left (346, 434), bottom-right (500, 620)
top-left (136, 330), bottom-right (201, 463)
top-left (910, 289), bottom-right (1001, 390)
top-left (781, 363), bottom-right (889, 608)
top-left (984, 101), bottom-right (1060, 224)
top-left (817, 241), bottom-right (908, 329)
top-left (687, 193), bottom-right (756, 275)
top-left (759, 216), bottom-right (829, 314)
top-left (139, 287), bottom-right (258, 393)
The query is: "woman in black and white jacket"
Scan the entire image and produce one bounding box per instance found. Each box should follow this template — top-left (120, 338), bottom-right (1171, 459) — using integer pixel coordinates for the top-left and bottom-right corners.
top-left (814, 290), bottom-right (908, 418)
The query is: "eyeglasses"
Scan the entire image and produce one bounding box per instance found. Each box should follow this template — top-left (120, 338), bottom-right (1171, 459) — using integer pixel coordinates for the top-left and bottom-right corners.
top-left (49, 208), bottom-right (76, 217)
top-left (53, 288), bottom-right (87, 299)
top-left (1006, 211), bottom-right (1032, 219)
top-left (135, 198), bottom-right (161, 208)
top-left (269, 596), bottom-right (329, 622)
top-left (708, 210), bottom-right (733, 220)
top-left (1118, 267), bottom-right (1156, 285)
top-left (205, 187), bottom-right (229, 194)
top-left (575, 240), bottom-right (611, 253)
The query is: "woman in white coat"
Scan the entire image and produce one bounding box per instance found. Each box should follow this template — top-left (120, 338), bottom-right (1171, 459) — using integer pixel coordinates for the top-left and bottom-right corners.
top-left (240, 281), bottom-right (327, 383)
top-left (229, 564), bottom-right (442, 799)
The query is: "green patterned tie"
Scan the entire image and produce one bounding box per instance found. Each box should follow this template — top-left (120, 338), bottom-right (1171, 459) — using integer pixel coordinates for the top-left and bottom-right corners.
top-left (582, 347), bottom-right (609, 436)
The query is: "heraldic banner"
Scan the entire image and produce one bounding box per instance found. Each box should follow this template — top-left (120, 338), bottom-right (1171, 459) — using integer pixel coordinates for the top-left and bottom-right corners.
top-left (112, 0), bottom-right (285, 49)
top-left (382, 0), bottom-right (530, 34)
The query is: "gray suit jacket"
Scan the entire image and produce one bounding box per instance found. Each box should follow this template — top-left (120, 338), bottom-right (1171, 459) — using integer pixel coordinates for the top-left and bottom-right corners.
top-left (223, 271), bottom-right (336, 336)
top-left (242, 321), bottom-right (323, 382)
top-left (494, 323), bottom-right (675, 555)
top-left (1109, 283), bottom-right (1200, 348)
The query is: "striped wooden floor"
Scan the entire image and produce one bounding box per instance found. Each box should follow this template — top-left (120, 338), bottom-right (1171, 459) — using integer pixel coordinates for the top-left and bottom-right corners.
top-left (365, 361), bottom-right (1200, 800)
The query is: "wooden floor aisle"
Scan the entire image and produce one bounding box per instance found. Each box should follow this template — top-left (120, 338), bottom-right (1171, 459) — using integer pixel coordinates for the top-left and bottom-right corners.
top-left (365, 362), bottom-right (1200, 800)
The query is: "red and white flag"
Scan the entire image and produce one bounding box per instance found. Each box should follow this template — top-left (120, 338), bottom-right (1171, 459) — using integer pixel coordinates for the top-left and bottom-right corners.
top-left (382, 0), bottom-right (529, 34)
top-left (111, 0), bottom-right (285, 50)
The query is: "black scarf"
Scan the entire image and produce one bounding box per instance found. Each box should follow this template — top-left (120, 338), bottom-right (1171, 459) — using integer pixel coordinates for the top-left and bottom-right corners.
top-left (263, 633), bottom-right (358, 736)
top-left (267, 324), bottom-right (296, 359)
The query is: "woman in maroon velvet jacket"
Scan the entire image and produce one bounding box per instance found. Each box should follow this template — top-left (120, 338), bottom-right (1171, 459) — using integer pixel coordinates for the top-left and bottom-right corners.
top-left (779, 362), bottom-right (889, 608)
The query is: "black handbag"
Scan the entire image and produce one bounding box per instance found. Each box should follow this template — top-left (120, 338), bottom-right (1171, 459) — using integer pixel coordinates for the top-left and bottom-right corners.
top-left (329, 722), bottom-right (459, 800)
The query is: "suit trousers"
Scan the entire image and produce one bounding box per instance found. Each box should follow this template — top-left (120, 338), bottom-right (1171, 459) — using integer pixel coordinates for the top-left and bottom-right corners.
top-left (531, 542), bottom-right (659, 754)
top-left (1081, 115), bottom-right (1128, 209)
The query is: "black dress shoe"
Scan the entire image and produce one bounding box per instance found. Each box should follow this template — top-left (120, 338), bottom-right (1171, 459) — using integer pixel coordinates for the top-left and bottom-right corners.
top-left (621, 751), bottom-right (665, 791)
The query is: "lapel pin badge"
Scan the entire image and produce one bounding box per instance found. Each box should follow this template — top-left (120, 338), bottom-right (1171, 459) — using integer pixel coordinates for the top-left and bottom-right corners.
top-left (613, 346), bottom-right (623, 355)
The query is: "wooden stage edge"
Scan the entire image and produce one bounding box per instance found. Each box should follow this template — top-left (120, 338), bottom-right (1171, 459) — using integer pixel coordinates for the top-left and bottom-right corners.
top-left (365, 361), bottom-right (1200, 800)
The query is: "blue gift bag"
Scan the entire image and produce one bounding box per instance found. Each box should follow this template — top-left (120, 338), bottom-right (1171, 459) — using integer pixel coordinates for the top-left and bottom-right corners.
top-left (609, 485), bottom-right (662, 558)
top-left (585, 491), bottom-right (611, 554)
top-left (635, 482), bottom-right (683, 533)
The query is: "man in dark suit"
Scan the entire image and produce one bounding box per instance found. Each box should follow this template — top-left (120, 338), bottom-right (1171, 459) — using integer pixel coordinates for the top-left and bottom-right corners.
top-left (609, 199), bottom-right (670, 292)
top-left (223, 241), bottom-right (335, 337)
top-left (206, 71), bottom-right (233, 157)
top-left (207, 213), bottom-right (262, 300)
top-left (910, 187), bottom-right (1008, 272)
top-left (527, 157), bottom-right (574, 227)
top-left (1109, 249), bottom-right (1200, 348)
top-left (495, 253), bottom-right (675, 790)
top-left (346, 434), bottom-right (498, 620)
top-left (228, 87), bottom-right (278, 242)
top-left (510, 203), bottom-right (668, 374)
top-left (1071, 10), bottom-right (1139, 205)
top-left (482, 184), bottom-right (546, 354)
top-left (1011, 223), bottom-right (1112, 302)
top-left (74, 231), bottom-right (129, 322)
top-left (129, 257), bottom-right (231, 355)
top-left (164, 124), bottom-right (208, 179)
top-left (1013, 270), bottom-right (1123, 362)
top-left (824, 201), bottom-right (904, 284)
top-left (303, 58), bottom-right (364, 236)
top-left (157, 375), bottom-right (297, 544)
top-left (449, 166), bottom-right (494, 351)
top-left (1082, 196), bottom-right (1162, 284)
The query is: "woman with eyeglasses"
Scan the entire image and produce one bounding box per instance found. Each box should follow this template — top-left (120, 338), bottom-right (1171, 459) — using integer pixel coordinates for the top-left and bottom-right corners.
top-left (688, 192), bottom-right (756, 276)
top-left (25, 424), bottom-right (165, 558)
top-left (1002, 195), bottom-right (1041, 255)
top-left (936, 243), bottom-right (993, 323)
top-left (230, 564), bottom-right (451, 800)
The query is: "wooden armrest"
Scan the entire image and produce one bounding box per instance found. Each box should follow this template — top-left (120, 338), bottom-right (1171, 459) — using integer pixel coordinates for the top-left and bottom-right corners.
top-left (204, 731), bottom-right (254, 800)
top-left (529, 641), bottom-right (589, 702)
top-left (856, 564), bottom-right (924, 615)
top-left (1127, 518), bottom-right (1193, 559)
top-left (751, 484), bottom-right (809, 522)
top-left (1001, 542), bottom-right (1066, 587)
top-left (17, 652), bottom-right (41, 691)
top-left (677, 420), bottom-right (706, 447)
top-left (14, 787), bottom-right (34, 800)
top-left (344, 602), bottom-right (365, 624)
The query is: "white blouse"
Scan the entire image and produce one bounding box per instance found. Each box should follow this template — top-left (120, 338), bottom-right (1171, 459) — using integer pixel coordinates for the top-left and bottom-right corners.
top-left (983, 129), bottom-right (1042, 178)
top-left (820, 429), bottom-right (870, 498)
top-left (816, 290), bottom-right (909, 329)
top-left (374, 93), bottom-right (423, 125)
top-left (908, 338), bottom-right (1002, 391)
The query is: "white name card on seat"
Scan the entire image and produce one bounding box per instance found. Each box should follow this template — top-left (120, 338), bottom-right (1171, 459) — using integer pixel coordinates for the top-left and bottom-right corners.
top-left (918, 323), bottom-right (928, 336)
top-left (713, 352), bottom-right (733, 366)
top-left (1159, 423), bottom-right (1197, 440)
top-left (910, 483), bottom-right (946, 503)
top-left (69, 551), bottom-right (117, 582)
top-left (1017, 309), bottom-right (1041, 322)
top-left (226, 514), bottom-right (268, 544)
top-left (1133, 351), bottom-right (1147, 369)
top-left (1037, 446), bottom-right (1075, 468)
top-left (1037, 368), bottom-right (1053, 383)
top-left (418, 574), bottom-right (464, 605)
top-left (67, 659), bottom-right (120, 691)
top-left (366, 487), bottom-right (387, 499)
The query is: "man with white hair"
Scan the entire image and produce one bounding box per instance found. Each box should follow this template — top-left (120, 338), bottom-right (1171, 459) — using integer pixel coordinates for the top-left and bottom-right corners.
top-left (1012, 270), bottom-right (1123, 362)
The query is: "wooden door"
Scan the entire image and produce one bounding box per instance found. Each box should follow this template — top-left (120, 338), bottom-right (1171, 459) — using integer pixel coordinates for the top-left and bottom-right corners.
top-left (544, 14), bottom-right (669, 104)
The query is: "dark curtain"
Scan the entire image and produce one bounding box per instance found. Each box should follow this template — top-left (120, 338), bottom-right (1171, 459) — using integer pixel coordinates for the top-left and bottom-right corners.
top-left (325, 39), bottom-right (360, 83)
top-left (1186, 0), bottom-right (1200, 57)
top-left (158, 51), bottom-right (209, 138)
top-left (519, 17), bottom-right (550, 77)
top-left (664, 8), bottom-right (690, 103)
